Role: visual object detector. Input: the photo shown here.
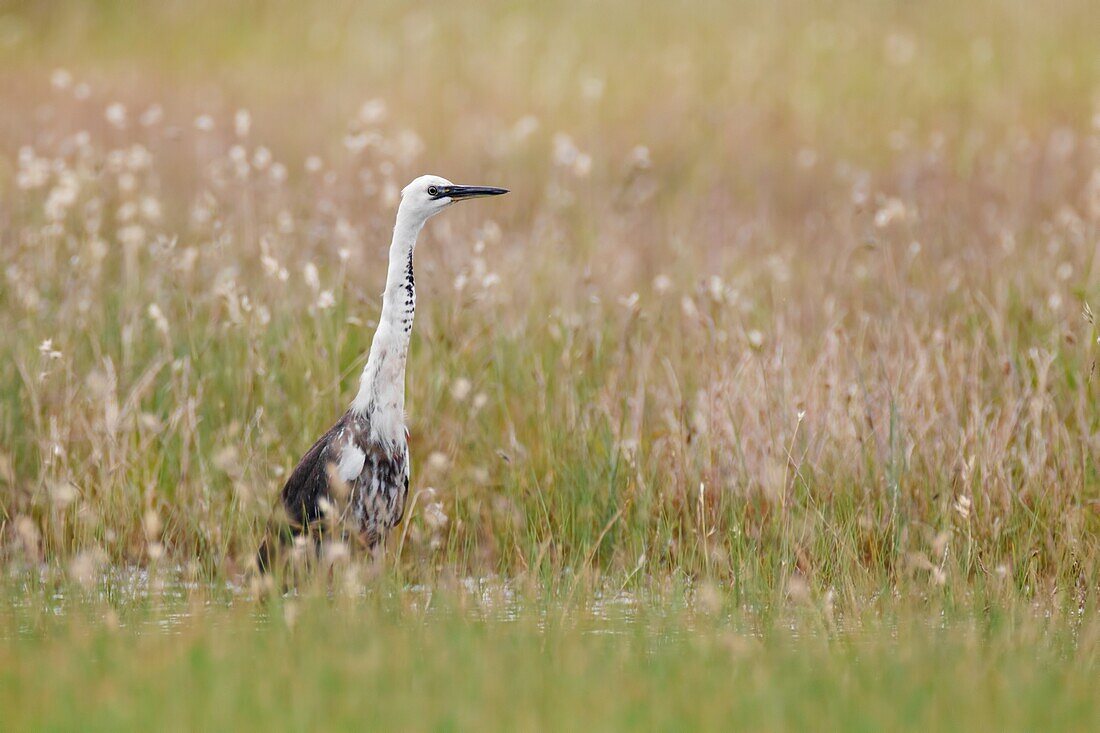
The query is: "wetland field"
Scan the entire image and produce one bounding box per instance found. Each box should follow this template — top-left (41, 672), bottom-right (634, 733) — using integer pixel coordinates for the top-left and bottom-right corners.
top-left (1, 1), bottom-right (1098, 729)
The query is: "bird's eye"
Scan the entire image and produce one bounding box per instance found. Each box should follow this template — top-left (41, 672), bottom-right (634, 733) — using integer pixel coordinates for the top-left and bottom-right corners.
top-left (427, 186), bottom-right (439, 197)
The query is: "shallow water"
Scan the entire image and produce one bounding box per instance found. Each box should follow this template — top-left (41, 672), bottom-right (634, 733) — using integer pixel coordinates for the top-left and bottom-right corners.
top-left (6, 563), bottom-right (1084, 648)
top-left (3, 563), bottom-right (680, 639)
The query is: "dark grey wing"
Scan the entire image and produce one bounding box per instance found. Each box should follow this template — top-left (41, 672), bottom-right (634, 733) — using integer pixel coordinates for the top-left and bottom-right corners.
top-left (280, 413), bottom-right (350, 529)
top-left (276, 410), bottom-right (408, 550)
top-left (393, 456), bottom-right (411, 526)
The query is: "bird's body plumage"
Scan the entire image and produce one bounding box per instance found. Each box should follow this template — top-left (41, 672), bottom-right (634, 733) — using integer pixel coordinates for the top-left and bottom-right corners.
top-left (280, 410), bottom-right (409, 548)
top-left (262, 175), bottom-right (506, 564)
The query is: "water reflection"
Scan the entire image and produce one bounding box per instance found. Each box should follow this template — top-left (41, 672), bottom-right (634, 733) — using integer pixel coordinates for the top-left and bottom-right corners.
top-left (3, 564), bottom-right (682, 639)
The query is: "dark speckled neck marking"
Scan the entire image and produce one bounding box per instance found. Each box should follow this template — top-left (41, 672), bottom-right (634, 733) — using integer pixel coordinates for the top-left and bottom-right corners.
top-left (402, 249), bottom-right (415, 334)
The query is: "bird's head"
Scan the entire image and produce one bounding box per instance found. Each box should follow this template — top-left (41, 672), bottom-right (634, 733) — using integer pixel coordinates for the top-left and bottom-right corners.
top-left (399, 174), bottom-right (508, 222)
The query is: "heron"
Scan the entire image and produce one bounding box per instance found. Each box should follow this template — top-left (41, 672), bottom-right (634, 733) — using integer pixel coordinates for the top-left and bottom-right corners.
top-left (259, 175), bottom-right (507, 570)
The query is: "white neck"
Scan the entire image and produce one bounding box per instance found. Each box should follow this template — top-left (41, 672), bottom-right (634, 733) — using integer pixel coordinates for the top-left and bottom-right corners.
top-left (351, 203), bottom-right (426, 431)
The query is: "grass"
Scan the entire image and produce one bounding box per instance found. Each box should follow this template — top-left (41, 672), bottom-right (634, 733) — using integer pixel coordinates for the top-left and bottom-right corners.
top-left (0, 0), bottom-right (1098, 729)
top-left (1, 574), bottom-right (1097, 732)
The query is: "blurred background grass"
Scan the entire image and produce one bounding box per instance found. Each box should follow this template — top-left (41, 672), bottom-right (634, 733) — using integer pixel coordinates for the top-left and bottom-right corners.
top-left (1, 0), bottom-right (1098, 583)
top-left (1, 1), bottom-right (1099, 729)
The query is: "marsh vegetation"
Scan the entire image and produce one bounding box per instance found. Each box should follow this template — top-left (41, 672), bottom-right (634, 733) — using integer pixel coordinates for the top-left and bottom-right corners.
top-left (0, 1), bottom-right (1098, 729)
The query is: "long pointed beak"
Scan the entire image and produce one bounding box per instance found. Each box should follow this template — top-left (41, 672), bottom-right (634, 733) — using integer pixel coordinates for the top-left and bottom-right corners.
top-left (444, 185), bottom-right (509, 200)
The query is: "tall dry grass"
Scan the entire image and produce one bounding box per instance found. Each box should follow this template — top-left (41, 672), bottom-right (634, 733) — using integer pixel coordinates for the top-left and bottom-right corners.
top-left (0, 0), bottom-right (1097, 600)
